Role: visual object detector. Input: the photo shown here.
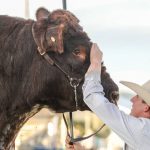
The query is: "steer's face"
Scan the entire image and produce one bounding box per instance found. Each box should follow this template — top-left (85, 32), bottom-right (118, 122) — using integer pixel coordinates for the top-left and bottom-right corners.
top-left (33, 8), bottom-right (119, 112)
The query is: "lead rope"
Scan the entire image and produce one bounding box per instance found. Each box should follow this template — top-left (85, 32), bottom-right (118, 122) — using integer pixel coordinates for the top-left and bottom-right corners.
top-left (63, 113), bottom-right (105, 143)
top-left (63, 71), bottom-right (106, 143)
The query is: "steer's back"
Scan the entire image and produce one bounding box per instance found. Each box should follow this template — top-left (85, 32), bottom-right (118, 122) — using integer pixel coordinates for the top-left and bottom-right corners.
top-left (0, 15), bottom-right (34, 51)
top-left (0, 16), bottom-right (24, 37)
top-left (0, 15), bottom-right (35, 82)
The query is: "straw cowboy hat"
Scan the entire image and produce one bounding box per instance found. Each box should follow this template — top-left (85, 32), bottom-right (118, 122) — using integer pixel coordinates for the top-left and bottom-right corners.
top-left (120, 80), bottom-right (150, 106)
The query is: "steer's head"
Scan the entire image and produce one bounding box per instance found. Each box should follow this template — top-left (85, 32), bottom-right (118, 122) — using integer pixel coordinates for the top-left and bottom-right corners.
top-left (32, 8), bottom-right (119, 112)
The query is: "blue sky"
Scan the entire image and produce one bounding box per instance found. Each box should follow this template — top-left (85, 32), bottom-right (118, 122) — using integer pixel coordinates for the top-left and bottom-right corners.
top-left (1, 0), bottom-right (150, 94)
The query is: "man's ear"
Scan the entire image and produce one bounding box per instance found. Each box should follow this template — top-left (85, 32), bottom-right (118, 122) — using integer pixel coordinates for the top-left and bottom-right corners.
top-left (144, 104), bottom-right (150, 112)
top-left (36, 7), bottom-right (49, 20)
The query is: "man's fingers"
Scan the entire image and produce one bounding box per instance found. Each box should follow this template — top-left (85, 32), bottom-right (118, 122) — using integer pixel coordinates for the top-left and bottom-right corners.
top-left (65, 143), bottom-right (74, 150)
top-left (90, 43), bottom-right (97, 54)
top-left (66, 135), bottom-right (71, 143)
top-left (92, 43), bottom-right (102, 55)
top-left (90, 43), bottom-right (103, 63)
top-left (65, 135), bottom-right (75, 150)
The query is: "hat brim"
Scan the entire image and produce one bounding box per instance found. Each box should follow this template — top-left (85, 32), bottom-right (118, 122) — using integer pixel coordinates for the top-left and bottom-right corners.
top-left (120, 81), bottom-right (150, 106)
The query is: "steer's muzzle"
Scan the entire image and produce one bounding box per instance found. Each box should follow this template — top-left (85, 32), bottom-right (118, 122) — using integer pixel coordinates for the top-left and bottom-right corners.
top-left (110, 91), bottom-right (119, 105)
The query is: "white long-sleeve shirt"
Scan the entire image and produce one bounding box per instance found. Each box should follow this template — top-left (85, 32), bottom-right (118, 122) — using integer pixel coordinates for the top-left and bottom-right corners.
top-left (82, 71), bottom-right (150, 150)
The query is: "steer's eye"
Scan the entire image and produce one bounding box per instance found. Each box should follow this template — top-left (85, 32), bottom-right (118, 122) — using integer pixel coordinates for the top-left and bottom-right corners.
top-left (72, 48), bottom-right (80, 55)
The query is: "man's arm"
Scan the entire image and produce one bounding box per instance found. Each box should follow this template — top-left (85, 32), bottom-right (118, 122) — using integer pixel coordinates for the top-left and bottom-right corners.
top-left (83, 43), bottom-right (142, 149)
top-left (83, 71), bottom-right (140, 148)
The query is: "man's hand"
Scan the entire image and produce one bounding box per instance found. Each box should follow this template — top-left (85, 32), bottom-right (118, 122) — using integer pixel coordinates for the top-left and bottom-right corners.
top-left (65, 135), bottom-right (85, 150)
top-left (86, 43), bottom-right (103, 74)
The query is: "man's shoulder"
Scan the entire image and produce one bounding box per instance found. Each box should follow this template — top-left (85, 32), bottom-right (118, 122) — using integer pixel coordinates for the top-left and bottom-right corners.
top-left (139, 118), bottom-right (150, 135)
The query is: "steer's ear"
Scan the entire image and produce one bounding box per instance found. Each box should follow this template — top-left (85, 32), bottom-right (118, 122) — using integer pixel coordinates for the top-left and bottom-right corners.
top-left (46, 24), bottom-right (64, 54)
top-left (33, 8), bottom-right (64, 54)
top-left (32, 19), bottom-right (64, 54)
top-left (36, 7), bottom-right (49, 20)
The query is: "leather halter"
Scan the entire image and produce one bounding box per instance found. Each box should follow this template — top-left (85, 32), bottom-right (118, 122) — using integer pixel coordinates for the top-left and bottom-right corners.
top-left (32, 23), bottom-right (105, 144)
top-left (38, 48), bottom-right (83, 109)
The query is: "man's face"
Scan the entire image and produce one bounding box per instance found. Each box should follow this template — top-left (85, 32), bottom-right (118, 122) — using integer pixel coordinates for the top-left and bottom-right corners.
top-left (130, 95), bottom-right (148, 117)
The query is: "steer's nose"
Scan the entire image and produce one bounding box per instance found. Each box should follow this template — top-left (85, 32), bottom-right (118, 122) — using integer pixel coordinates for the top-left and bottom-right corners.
top-left (110, 91), bottom-right (119, 105)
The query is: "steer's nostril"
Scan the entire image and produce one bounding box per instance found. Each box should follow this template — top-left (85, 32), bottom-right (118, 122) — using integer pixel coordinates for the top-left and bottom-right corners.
top-left (110, 91), bottom-right (119, 103)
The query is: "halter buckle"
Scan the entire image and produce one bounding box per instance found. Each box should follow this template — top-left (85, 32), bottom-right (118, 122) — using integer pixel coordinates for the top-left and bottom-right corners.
top-left (69, 78), bottom-right (80, 88)
top-left (38, 47), bottom-right (46, 55)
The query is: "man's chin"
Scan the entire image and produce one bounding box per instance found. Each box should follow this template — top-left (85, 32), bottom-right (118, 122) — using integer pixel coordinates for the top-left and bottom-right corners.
top-left (130, 110), bottom-right (134, 116)
top-left (129, 107), bottom-right (134, 115)
top-left (130, 111), bottom-right (138, 117)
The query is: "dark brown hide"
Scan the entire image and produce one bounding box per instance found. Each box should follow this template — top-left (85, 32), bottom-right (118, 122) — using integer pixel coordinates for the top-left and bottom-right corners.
top-left (0, 8), bottom-right (118, 150)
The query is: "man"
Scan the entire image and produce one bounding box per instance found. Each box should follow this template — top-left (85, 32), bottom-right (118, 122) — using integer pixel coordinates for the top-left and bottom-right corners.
top-left (65, 43), bottom-right (150, 150)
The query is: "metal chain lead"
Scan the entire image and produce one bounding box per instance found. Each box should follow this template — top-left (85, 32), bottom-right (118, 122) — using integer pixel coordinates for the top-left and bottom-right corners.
top-left (73, 85), bottom-right (78, 109)
top-left (69, 77), bottom-right (80, 110)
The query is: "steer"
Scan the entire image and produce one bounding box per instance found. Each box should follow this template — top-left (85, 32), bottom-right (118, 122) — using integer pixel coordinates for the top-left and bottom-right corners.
top-left (0, 8), bottom-right (119, 150)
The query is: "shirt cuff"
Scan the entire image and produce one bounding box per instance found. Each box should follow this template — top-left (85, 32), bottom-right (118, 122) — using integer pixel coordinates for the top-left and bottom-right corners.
top-left (85, 71), bottom-right (101, 82)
